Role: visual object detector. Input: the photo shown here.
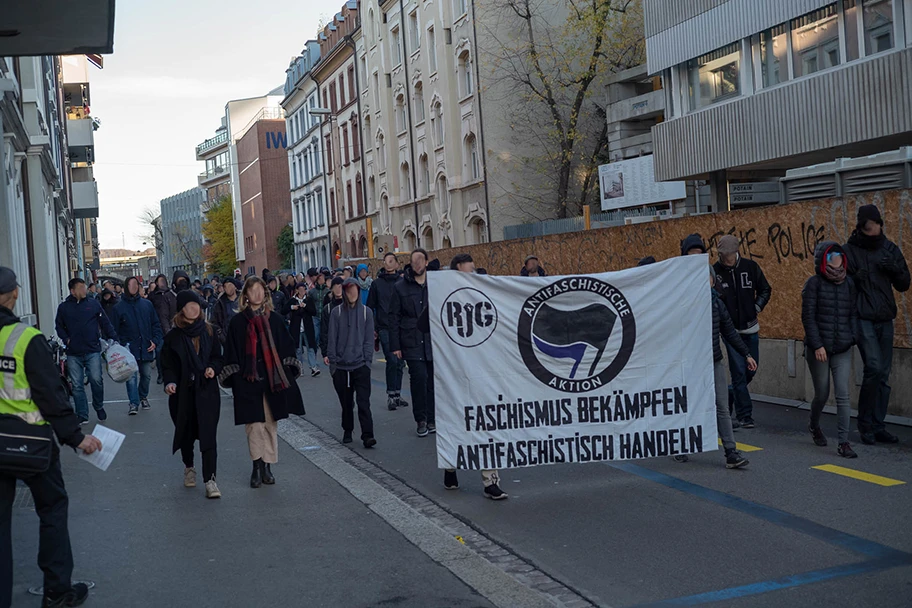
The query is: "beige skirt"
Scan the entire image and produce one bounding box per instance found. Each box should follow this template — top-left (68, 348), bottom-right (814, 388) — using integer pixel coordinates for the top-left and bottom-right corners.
top-left (245, 396), bottom-right (278, 463)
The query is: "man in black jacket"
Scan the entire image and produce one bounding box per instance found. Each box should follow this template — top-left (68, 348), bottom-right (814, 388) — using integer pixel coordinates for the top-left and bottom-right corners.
top-left (843, 204), bottom-right (910, 445)
top-left (149, 274), bottom-right (177, 384)
top-left (0, 267), bottom-right (103, 608)
top-left (389, 249), bottom-right (434, 437)
top-left (712, 234), bottom-right (771, 428)
top-left (366, 252), bottom-right (408, 411)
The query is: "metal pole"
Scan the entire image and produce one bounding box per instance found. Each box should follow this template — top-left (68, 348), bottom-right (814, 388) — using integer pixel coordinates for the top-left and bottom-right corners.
top-left (583, 205), bottom-right (591, 230)
top-left (331, 116), bottom-right (345, 262)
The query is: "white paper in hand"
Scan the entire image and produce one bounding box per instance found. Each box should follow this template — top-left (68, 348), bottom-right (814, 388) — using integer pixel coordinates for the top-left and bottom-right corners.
top-left (77, 425), bottom-right (125, 471)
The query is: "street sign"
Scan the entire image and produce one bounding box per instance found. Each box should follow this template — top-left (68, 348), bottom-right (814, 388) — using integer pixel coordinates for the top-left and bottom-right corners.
top-left (729, 182), bottom-right (781, 205)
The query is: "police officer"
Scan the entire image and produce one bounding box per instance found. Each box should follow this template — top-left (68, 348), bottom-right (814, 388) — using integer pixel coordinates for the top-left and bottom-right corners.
top-left (0, 267), bottom-right (102, 608)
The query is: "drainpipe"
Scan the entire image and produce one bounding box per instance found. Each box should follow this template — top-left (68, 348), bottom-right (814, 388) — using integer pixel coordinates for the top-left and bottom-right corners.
top-left (346, 35), bottom-right (373, 254)
top-left (470, 0), bottom-right (493, 243)
top-left (399, 0), bottom-right (421, 249)
top-left (313, 74), bottom-right (333, 267)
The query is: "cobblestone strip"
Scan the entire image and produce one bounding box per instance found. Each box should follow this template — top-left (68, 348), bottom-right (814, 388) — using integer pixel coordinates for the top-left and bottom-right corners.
top-left (281, 416), bottom-right (602, 608)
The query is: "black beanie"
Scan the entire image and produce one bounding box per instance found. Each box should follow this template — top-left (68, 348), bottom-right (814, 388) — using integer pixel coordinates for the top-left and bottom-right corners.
top-left (331, 276), bottom-right (345, 287)
top-left (176, 290), bottom-right (201, 312)
top-left (637, 256), bottom-right (657, 266)
top-left (857, 204), bottom-right (883, 228)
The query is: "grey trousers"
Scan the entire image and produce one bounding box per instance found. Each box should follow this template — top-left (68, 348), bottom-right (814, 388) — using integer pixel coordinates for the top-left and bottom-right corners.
top-left (806, 348), bottom-right (852, 444)
top-left (714, 359), bottom-right (737, 452)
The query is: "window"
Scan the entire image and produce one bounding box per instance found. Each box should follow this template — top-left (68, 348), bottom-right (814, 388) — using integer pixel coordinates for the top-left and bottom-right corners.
top-left (844, 0), bottom-right (861, 61)
top-left (791, 5), bottom-right (840, 78)
top-left (330, 189), bottom-right (336, 223)
top-left (373, 72), bottom-right (380, 107)
top-left (864, 0), bottom-right (893, 55)
top-left (392, 27), bottom-right (402, 65)
top-left (325, 135), bottom-right (333, 172)
top-left (346, 181), bottom-right (353, 218)
top-left (431, 102), bottom-right (444, 146)
top-left (688, 43), bottom-right (740, 110)
top-left (455, 0), bottom-right (468, 17)
top-left (368, 176), bottom-right (376, 210)
top-left (317, 191), bottom-right (325, 225)
top-left (465, 134), bottom-right (479, 180)
top-left (360, 57), bottom-right (367, 92)
top-left (348, 65), bottom-right (356, 100)
top-left (428, 27), bottom-right (438, 73)
top-left (377, 133), bottom-right (386, 171)
top-left (352, 118), bottom-right (361, 161)
top-left (396, 95), bottom-right (407, 133)
top-left (458, 50), bottom-right (473, 96)
top-left (329, 83), bottom-right (338, 112)
top-left (342, 124), bottom-right (350, 165)
top-left (356, 174), bottom-right (364, 215)
top-left (760, 23), bottom-right (788, 87)
top-left (414, 82), bottom-right (425, 122)
top-left (314, 140), bottom-right (321, 173)
top-left (418, 154), bottom-right (429, 196)
top-left (363, 116), bottom-right (371, 151)
top-left (410, 11), bottom-right (420, 50)
top-left (292, 159), bottom-right (298, 188)
top-left (470, 219), bottom-right (487, 244)
top-left (368, 9), bottom-right (375, 42)
top-left (401, 162), bottom-right (411, 202)
top-left (339, 74), bottom-right (346, 107)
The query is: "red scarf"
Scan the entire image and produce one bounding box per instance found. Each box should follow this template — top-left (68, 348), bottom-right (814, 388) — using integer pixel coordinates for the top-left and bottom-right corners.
top-left (244, 308), bottom-right (289, 392)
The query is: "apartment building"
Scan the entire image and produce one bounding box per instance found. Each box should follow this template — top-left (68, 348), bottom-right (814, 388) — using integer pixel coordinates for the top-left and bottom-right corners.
top-left (645, 0), bottom-right (912, 207)
top-left (283, 41), bottom-right (331, 270)
top-left (159, 187), bottom-right (206, 279)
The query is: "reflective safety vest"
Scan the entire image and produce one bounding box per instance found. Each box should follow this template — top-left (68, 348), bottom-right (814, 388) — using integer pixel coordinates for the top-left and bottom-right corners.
top-left (0, 323), bottom-right (47, 425)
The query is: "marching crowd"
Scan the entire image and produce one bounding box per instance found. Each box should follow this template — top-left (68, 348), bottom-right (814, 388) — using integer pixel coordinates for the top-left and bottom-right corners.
top-left (0, 203), bottom-right (909, 607)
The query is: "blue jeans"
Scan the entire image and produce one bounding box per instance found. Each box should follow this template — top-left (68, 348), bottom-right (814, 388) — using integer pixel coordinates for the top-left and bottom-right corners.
top-left (126, 360), bottom-right (153, 405)
top-left (67, 352), bottom-right (104, 420)
top-left (298, 326), bottom-right (319, 369)
top-left (856, 320), bottom-right (894, 433)
top-left (725, 331), bottom-right (759, 421)
top-left (378, 329), bottom-right (405, 394)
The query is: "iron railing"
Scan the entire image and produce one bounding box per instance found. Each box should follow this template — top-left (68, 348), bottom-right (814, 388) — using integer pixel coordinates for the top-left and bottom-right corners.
top-left (196, 130), bottom-right (229, 156)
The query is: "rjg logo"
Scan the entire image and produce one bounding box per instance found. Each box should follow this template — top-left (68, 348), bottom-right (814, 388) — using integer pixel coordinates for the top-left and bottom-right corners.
top-left (518, 277), bottom-right (636, 393)
top-left (441, 288), bottom-right (498, 347)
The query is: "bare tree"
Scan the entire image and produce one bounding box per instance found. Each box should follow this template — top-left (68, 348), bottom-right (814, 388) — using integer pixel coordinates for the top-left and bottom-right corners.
top-left (137, 206), bottom-right (164, 256)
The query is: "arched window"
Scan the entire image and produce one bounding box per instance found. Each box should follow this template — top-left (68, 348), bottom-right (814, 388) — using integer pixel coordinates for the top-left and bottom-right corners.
top-left (350, 236), bottom-right (358, 257)
top-left (431, 102), bottom-right (444, 147)
top-left (414, 82), bottom-right (425, 123)
top-left (356, 173), bottom-right (364, 216)
top-left (403, 230), bottom-right (416, 252)
top-left (368, 175), bottom-right (376, 211)
top-left (377, 133), bottom-right (386, 171)
top-left (464, 133), bottom-right (479, 180)
top-left (359, 236), bottom-right (368, 257)
top-left (395, 94), bottom-right (407, 133)
top-left (321, 244), bottom-right (328, 266)
top-left (436, 174), bottom-right (449, 210)
top-left (368, 9), bottom-right (375, 42)
top-left (442, 236), bottom-right (452, 249)
top-left (458, 50), bottom-right (473, 97)
top-left (469, 218), bottom-right (487, 245)
top-left (418, 154), bottom-right (429, 196)
top-left (400, 162), bottom-right (411, 202)
top-left (422, 225), bottom-right (434, 250)
top-left (346, 181), bottom-right (354, 218)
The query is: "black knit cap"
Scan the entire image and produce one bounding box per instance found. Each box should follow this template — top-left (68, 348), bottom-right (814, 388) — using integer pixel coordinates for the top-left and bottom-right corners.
top-left (331, 276), bottom-right (345, 287)
top-left (176, 289), bottom-right (201, 311)
top-left (857, 204), bottom-right (883, 228)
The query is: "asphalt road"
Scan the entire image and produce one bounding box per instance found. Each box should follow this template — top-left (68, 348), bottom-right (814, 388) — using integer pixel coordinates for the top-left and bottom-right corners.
top-left (9, 359), bottom-right (912, 607)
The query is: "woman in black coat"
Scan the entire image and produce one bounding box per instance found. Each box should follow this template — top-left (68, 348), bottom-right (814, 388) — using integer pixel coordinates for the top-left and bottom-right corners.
top-left (161, 290), bottom-right (224, 499)
top-left (219, 276), bottom-right (304, 488)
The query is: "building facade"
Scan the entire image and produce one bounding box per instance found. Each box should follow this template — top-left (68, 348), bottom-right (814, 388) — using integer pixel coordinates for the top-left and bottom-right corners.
top-left (237, 117), bottom-right (292, 275)
top-left (645, 0), bottom-right (912, 207)
top-left (159, 187), bottom-right (206, 280)
top-left (283, 41), bottom-right (331, 270)
top-left (196, 119), bottom-right (231, 206)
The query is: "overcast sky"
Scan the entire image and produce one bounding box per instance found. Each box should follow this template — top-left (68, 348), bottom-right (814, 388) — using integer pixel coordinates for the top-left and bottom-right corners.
top-left (91, 0), bottom-right (335, 250)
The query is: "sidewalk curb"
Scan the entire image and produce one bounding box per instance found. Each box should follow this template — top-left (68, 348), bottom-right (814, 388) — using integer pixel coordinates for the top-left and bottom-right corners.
top-left (278, 416), bottom-right (601, 608)
top-left (754, 394), bottom-right (912, 428)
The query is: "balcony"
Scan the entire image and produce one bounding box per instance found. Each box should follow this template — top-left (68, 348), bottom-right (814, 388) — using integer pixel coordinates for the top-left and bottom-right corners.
top-left (608, 89), bottom-right (664, 124)
top-left (72, 180), bottom-right (99, 219)
top-left (198, 165), bottom-right (229, 186)
top-left (196, 130), bottom-right (229, 159)
top-left (67, 117), bottom-right (94, 164)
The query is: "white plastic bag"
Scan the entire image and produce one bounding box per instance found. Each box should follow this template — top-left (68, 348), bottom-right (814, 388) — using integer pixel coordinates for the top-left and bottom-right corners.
top-left (102, 339), bottom-right (138, 383)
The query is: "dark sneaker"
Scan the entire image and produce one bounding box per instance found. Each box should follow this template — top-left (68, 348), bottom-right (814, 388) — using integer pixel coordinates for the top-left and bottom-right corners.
top-left (363, 437), bottom-right (377, 449)
top-left (874, 430), bottom-right (899, 444)
top-left (484, 484), bottom-right (509, 500)
top-left (397, 396), bottom-right (410, 409)
top-left (156, 376), bottom-right (163, 385)
top-left (444, 470), bottom-right (459, 490)
top-left (140, 398), bottom-right (151, 410)
top-left (427, 422), bottom-right (437, 434)
top-left (128, 404), bottom-right (139, 415)
top-left (731, 419), bottom-right (741, 430)
top-left (387, 396), bottom-right (398, 411)
top-left (809, 425), bottom-right (827, 447)
top-left (740, 418), bottom-right (756, 429)
top-left (838, 442), bottom-right (858, 458)
top-left (673, 455), bottom-right (689, 463)
top-left (311, 367), bottom-right (321, 377)
top-left (43, 583), bottom-right (89, 607)
top-left (417, 422), bottom-right (428, 437)
top-left (725, 450), bottom-right (749, 469)
top-left (860, 432), bottom-right (876, 445)
top-left (96, 407), bottom-right (107, 421)
top-left (342, 432), bottom-right (353, 444)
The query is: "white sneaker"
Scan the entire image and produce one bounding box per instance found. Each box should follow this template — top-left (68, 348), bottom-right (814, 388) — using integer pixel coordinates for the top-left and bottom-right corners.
top-left (184, 467), bottom-right (197, 488)
top-left (205, 479), bottom-right (221, 499)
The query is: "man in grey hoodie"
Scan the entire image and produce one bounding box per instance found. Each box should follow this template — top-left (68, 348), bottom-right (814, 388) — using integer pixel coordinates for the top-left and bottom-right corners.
top-left (327, 278), bottom-right (377, 448)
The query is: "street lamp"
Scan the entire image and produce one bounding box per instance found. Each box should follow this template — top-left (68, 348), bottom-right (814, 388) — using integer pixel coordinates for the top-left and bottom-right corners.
top-left (311, 106), bottom-right (344, 267)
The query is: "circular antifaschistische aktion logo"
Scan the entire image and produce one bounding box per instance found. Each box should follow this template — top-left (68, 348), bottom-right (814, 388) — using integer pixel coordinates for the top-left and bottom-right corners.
top-left (517, 277), bottom-right (636, 393)
top-left (440, 287), bottom-right (498, 347)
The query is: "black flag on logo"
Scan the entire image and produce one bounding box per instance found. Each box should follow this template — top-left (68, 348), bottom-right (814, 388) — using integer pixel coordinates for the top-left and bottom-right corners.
top-left (531, 303), bottom-right (617, 378)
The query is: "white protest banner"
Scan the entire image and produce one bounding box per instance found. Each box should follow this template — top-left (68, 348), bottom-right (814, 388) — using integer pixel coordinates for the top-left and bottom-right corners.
top-left (428, 255), bottom-right (716, 470)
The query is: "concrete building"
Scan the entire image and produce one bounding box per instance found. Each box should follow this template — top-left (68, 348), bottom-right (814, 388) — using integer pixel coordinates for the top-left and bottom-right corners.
top-left (283, 41), bottom-right (331, 270)
top-left (314, 2), bottom-right (371, 260)
top-left (236, 115), bottom-right (292, 275)
top-left (645, 0), bottom-right (912, 208)
top-left (159, 187), bottom-right (206, 280)
top-left (196, 120), bottom-right (231, 206)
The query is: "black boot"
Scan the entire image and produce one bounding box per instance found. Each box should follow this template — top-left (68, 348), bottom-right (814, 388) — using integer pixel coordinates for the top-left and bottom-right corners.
top-left (262, 461), bottom-right (275, 484)
top-left (250, 459), bottom-right (263, 488)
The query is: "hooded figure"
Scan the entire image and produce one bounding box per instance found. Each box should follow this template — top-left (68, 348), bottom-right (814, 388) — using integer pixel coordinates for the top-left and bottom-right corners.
top-left (172, 270), bottom-right (191, 293)
top-left (355, 263), bottom-right (373, 305)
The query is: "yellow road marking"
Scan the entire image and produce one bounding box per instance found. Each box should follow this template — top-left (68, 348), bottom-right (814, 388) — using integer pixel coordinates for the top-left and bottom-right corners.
top-left (718, 438), bottom-right (763, 452)
top-left (455, 535), bottom-right (465, 545)
top-left (812, 464), bottom-right (906, 487)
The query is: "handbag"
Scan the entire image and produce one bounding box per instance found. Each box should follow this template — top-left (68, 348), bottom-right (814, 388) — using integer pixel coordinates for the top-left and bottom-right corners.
top-left (0, 414), bottom-right (54, 474)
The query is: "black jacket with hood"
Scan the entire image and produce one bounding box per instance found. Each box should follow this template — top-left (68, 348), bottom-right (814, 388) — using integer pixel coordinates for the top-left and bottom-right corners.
top-left (1, 305), bottom-right (84, 448)
top-left (802, 241), bottom-right (858, 355)
top-left (388, 264), bottom-right (432, 361)
top-left (713, 256), bottom-right (772, 332)
top-left (366, 268), bottom-right (402, 330)
top-left (149, 274), bottom-right (177, 334)
top-left (712, 290), bottom-right (749, 363)
top-left (843, 230), bottom-right (910, 323)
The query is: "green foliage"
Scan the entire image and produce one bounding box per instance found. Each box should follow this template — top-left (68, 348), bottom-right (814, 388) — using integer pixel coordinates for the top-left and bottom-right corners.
top-left (277, 224), bottom-right (295, 270)
top-left (202, 196), bottom-right (237, 277)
